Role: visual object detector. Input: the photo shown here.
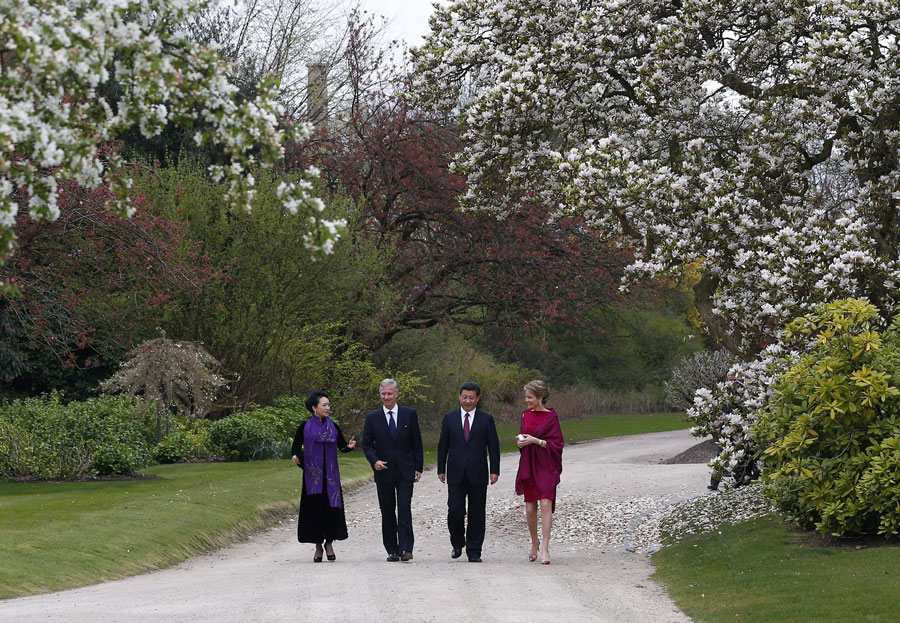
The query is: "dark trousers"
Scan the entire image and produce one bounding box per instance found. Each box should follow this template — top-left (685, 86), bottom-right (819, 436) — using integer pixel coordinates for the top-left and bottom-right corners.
top-left (375, 477), bottom-right (414, 555)
top-left (447, 473), bottom-right (487, 557)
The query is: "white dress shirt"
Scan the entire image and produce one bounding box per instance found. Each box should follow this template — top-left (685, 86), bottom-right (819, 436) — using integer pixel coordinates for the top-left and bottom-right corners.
top-left (383, 405), bottom-right (399, 427)
top-left (460, 408), bottom-right (475, 431)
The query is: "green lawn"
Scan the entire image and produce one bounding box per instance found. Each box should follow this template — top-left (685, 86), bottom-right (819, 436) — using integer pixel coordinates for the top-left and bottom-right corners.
top-left (0, 456), bottom-right (373, 599)
top-left (1, 412), bottom-right (688, 599)
top-left (653, 515), bottom-right (900, 623)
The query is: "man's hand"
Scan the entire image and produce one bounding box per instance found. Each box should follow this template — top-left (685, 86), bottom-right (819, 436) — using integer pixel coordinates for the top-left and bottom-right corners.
top-left (438, 473), bottom-right (446, 484)
top-left (489, 473), bottom-right (499, 485)
top-left (374, 460), bottom-right (388, 471)
top-left (414, 471), bottom-right (421, 482)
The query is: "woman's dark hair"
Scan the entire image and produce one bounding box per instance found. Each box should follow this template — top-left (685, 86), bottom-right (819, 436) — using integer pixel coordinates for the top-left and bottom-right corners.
top-left (305, 390), bottom-right (330, 413)
top-left (459, 381), bottom-right (481, 396)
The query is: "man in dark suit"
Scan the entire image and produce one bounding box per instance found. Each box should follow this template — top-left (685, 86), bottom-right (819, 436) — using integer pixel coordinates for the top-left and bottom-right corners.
top-left (362, 378), bottom-right (424, 562)
top-left (437, 381), bottom-right (500, 562)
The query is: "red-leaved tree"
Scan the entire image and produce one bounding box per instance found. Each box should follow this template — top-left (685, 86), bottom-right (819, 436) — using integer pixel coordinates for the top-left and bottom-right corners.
top-left (285, 14), bottom-right (642, 350)
top-left (0, 169), bottom-right (220, 396)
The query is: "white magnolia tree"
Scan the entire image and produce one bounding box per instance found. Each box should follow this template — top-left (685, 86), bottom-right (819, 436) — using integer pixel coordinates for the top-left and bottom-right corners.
top-left (0, 0), bottom-right (342, 257)
top-left (415, 0), bottom-right (900, 477)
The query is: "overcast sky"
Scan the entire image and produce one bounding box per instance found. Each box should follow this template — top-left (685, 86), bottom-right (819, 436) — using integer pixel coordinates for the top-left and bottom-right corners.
top-left (356, 0), bottom-right (441, 49)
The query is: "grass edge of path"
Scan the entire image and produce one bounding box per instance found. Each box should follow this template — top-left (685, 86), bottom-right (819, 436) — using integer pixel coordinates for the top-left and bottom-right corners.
top-left (1, 412), bottom-right (689, 599)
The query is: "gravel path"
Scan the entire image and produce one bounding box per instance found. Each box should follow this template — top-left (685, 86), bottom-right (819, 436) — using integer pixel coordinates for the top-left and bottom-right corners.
top-left (0, 429), bottom-right (710, 623)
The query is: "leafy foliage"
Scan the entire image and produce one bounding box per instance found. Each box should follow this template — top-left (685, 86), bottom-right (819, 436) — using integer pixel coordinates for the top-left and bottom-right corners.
top-left (1, 0), bottom-right (337, 258)
top-left (0, 177), bottom-right (219, 399)
top-left (0, 394), bottom-right (154, 479)
top-left (206, 412), bottom-right (278, 461)
top-left (755, 299), bottom-right (900, 536)
top-left (243, 396), bottom-right (309, 441)
top-left (286, 15), bottom-right (638, 352)
top-left (151, 429), bottom-right (195, 465)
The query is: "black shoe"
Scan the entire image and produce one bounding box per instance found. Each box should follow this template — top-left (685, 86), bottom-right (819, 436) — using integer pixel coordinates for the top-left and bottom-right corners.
top-left (707, 485), bottom-right (718, 491)
top-left (451, 548), bottom-right (462, 559)
top-left (400, 551), bottom-right (413, 561)
top-left (386, 553), bottom-right (400, 562)
top-left (468, 556), bottom-right (482, 563)
top-left (325, 542), bottom-right (336, 561)
top-left (326, 553), bottom-right (336, 561)
top-left (313, 555), bottom-right (322, 563)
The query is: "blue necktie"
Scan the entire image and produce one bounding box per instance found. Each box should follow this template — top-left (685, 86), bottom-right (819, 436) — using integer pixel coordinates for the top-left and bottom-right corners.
top-left (388, 410), bottom-right (397, 437)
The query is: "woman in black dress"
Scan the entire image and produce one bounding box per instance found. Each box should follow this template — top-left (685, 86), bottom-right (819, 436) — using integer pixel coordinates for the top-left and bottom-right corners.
top-left (291, 390), bottom-right (356, 562)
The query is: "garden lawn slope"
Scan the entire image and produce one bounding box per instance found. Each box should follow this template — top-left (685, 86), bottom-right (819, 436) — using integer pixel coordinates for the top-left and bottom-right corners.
top-left (0, 456), bottom-right (372, 599)
top-left (653, 515), bottom-right (900, 623)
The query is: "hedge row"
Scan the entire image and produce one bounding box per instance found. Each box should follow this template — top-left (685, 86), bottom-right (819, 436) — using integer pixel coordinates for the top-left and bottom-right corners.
top-left (0, 395), bottom-right (308, 480)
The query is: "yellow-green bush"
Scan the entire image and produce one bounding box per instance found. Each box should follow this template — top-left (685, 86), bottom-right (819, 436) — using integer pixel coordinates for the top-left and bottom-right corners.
top-left (755, 299), bottom-right (900, 536)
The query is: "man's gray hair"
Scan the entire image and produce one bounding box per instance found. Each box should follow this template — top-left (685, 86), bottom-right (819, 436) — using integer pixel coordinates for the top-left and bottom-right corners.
top-left (380, 378), bottom-right (399, 392)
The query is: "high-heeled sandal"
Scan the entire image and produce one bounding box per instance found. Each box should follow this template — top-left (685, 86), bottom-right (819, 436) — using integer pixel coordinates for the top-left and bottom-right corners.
top-left (325, 541), bottom-right (336, 561)
top-left (528, 541), bottom-right (539, 562)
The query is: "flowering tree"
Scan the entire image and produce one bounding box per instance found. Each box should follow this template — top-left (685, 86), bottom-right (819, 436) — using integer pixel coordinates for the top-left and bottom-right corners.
top-left (287, 14), bottom-right (637, 350)
top-left (415, 0), bottom-right (900, 478)
top-left (0, 0), bottom-right (340, 259)
top-left (101, 331), bottom-right (227, 440)
top-left (415, 0), bottom-right (900, 355)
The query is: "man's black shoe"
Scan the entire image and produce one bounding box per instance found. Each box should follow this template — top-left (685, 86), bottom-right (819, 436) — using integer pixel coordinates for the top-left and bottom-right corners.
top-left (451, 548), bottom-right (462, 559)
top-left (400, 551), bottom-right (413, 561)
top-left (468, 556), bottom-right (482, 563)
top-left (386, 553), bottom-right (400, 562)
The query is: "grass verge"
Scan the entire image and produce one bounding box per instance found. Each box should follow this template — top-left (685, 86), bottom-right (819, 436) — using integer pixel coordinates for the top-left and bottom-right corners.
top-left (0, 455), bottom-right (373, 599)
top-left (1, 412), bottom-right (688, 599)
top-left (652, 515), bottom-right (900, 623)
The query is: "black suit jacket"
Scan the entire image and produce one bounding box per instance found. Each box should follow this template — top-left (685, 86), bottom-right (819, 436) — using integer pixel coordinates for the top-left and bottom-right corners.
top-left (437, 407), bottom-right (500, 486)
top-left (362, 405), bottom-right (424, 483)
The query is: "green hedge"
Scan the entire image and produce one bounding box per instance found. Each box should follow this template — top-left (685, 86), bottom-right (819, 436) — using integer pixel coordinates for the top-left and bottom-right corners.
top-left (206, 412), bottom-right (279, 461)
top-left (0, 394), bottom-right (154, 479)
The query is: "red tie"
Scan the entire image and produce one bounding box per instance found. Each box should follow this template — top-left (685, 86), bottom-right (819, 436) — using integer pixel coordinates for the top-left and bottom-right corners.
top-left (464, 412), bottom-right (470, 440)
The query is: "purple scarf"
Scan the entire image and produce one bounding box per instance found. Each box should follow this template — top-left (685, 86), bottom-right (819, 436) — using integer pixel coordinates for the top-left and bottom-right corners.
top-left (303, 416), bottom-right (342, 508)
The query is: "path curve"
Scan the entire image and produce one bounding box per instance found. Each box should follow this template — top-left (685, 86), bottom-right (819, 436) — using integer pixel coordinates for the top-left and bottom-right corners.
top-left (0, 429), bottom-right (708, 623)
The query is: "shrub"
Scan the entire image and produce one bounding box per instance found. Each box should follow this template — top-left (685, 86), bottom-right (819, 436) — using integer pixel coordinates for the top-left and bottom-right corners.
top-left (0, 394), bottom-right (153, 479)
top-left (152, 431), bottom-right (194, 464)
top-left (101, 334), bottom-right (227, 440)
top-left (754, 299), bottom-right (900, 536)
top-left (206, 413), bottom-right (278, 461)
top-left (665, 350), bottom-right (736, 412)
top-left (245, 396), bottom-right (308, 439)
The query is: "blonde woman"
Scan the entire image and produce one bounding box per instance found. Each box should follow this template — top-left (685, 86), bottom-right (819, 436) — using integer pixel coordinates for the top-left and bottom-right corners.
top-left (515, 379), bottom-right (564, 565)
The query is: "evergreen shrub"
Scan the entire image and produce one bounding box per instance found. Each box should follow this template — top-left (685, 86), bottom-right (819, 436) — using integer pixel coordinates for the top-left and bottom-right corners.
top-left (0, 394), bottom-right (153, 479)
top-left (755, 299), bottom-right (900, 536)
top-left (206, 413), bottom-right (278, 461)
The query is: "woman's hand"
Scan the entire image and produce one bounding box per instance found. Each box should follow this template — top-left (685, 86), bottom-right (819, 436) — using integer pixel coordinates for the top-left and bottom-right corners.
top-left (517, 434), bottom-right (538, 448)
top-left (291, 455), bottom-right (300, 465)
top-left (347, 436), bottom-right (356, 450)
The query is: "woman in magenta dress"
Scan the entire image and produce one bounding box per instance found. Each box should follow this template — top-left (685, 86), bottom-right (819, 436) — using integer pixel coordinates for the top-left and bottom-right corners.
top-left (515, 379), bottom-right (564, 565)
